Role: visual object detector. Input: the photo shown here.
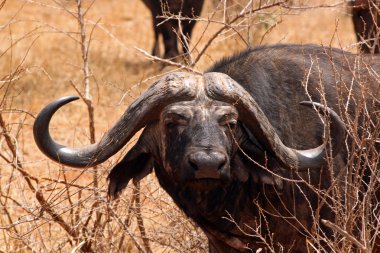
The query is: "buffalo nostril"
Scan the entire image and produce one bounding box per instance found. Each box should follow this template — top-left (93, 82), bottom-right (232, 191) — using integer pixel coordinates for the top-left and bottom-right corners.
top-left (189, 160), bottom-right (198, 171)
top-left (188, 151), bottom-right (227, 172)
top-left (218, 160), bottom-right (226, 171)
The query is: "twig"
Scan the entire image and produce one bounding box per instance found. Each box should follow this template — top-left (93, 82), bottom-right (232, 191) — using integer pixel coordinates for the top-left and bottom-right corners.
top-left (75, 2), bottom-right (102, 251)
top-left (108, 205), bottom-right (148, 253)
top-left (133, 182), bottom-right (153, 253)
top-left (192, 0), bottom-right (287, 65)
top-left (134, 47), bottom-right (201, 74)
top-left (321, 219), bottom-right (367, 251)
top-left (0, 114), bottom-right (93, 252)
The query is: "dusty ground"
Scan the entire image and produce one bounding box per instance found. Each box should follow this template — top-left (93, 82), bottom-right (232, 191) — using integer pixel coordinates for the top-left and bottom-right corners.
top-left (0, 0), bottom-right (361, 252)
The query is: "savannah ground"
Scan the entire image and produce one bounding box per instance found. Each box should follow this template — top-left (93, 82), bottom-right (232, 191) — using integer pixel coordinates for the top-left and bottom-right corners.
top-left (0, 0), bottom-right (376, 252)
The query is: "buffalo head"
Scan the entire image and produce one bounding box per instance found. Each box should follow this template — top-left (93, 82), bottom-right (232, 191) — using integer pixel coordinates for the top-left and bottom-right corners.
top-left (33, 72), bottom-right (345, 197)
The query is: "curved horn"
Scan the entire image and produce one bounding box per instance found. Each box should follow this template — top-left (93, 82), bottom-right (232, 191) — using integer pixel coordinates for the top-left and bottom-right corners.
top-left (296, 101), bottom-right (346, 167)
top-left (33, 73), bottom-right (200, 168)
top-left (204, 72), bottom-right (346, 170)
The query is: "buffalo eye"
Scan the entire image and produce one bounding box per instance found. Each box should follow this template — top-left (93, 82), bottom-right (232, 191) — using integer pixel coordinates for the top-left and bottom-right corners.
top-left (220, 114), bottom-right (237, 129)
top-left (226, 119), bottom-right (237, 130)
top-left (164, 115), bottom-right (189, 129)
top-left (166, 122), bottom-right (177, 128)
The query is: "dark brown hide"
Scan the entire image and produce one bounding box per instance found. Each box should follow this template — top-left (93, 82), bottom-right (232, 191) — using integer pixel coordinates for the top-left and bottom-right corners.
top-left (141, 0), bottom-right (204, 59)
top-left (350, 0), bottom-right (380, 53)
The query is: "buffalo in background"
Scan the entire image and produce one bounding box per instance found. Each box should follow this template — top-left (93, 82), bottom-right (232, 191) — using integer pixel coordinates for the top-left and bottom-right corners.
top-left (351, 0), bottom-right (380, 53)
top-left (141, 0), bottom-right (204, 60)
top-left (33, 44), bottom-right (380, 252)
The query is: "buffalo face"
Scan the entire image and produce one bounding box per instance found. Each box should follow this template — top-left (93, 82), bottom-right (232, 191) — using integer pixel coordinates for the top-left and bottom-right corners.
top-left (160, 100), bottom-right (239, 189)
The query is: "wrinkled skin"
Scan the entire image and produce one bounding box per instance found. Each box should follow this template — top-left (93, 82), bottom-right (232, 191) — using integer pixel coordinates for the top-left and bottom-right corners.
top-left (350, 0), bottom-right (380, 53)
top-left (141, 0), bottom-right (204, 59)
top-left (161, 100), bottom-right (238, 184)
top-left (34, 44), bottom-right (380, 252)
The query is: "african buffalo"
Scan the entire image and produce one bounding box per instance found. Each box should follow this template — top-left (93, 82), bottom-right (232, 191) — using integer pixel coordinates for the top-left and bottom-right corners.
top-left (34, 44), bottom-right (379, 252)
top-left (350, 0), bottom-right (380, 53)
top-left (141, 0), bottom-right (204, 59)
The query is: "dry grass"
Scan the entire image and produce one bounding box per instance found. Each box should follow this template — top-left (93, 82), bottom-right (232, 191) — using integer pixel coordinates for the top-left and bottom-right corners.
top-left (0, 0), bottom-right (376, 252)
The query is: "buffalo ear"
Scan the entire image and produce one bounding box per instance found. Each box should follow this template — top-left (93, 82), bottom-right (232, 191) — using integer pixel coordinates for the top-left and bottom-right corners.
top-left (237, 149), bottom-right (284, 191)
top-left (108, 144), bottom-right (153, 199)
top-left (238, 124), bottom-right (284, 191)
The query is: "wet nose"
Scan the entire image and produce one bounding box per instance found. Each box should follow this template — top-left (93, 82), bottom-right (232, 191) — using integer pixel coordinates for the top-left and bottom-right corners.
top-left (188, 151), bottom-right (226, 179)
